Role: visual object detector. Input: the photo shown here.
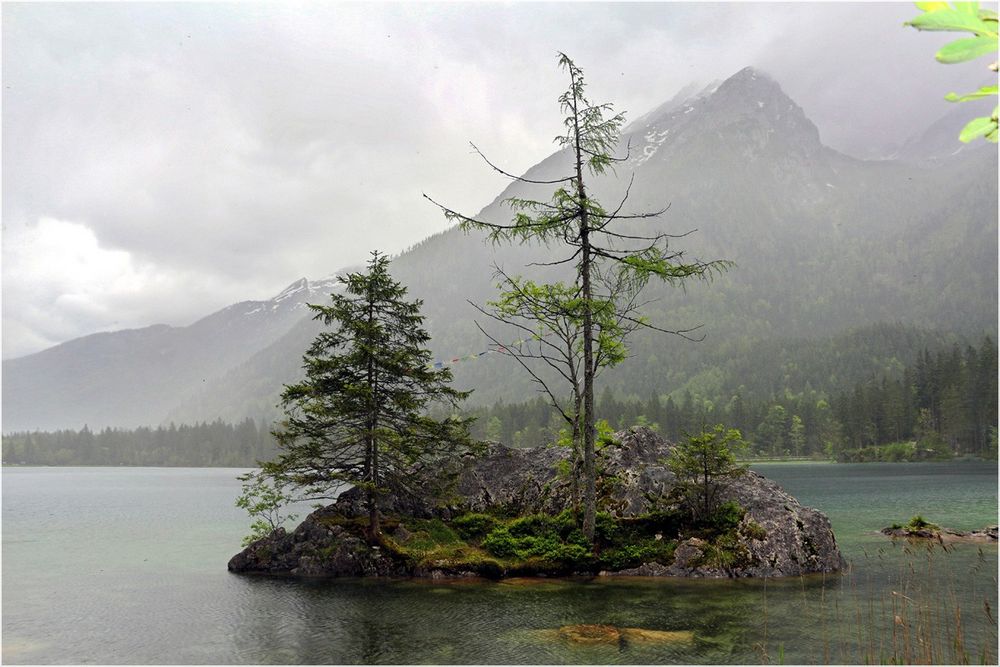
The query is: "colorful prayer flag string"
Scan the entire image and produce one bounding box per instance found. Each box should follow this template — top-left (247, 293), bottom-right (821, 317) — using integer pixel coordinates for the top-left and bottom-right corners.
top-left (424, 331), bottom-right (556, 369)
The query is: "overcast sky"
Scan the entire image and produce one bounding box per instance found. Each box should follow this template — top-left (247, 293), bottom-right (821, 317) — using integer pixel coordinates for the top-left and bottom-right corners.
top-left (2, 1), bottom-right (994, 359)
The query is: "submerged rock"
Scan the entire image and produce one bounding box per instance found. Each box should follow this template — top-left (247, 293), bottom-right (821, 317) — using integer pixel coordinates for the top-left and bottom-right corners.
top-left (228, 427), bottom-right (844, 578)
top-left (619, 627), bottom-right (695, 644)
top-left (557, 624), bottom-right (622, 645)
top-left (533, 625), bottom-right (695, 645)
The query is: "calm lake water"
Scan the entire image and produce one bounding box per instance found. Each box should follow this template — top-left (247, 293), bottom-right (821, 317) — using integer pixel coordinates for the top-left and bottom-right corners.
top-left (3, 462), bottom-right (997, 664)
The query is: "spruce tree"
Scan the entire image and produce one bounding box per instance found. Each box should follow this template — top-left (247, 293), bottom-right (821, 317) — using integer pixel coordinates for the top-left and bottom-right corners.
top-left (667, 424), bottom-right (748, 521)
top-left (259, 251), bottom-right (470, 540)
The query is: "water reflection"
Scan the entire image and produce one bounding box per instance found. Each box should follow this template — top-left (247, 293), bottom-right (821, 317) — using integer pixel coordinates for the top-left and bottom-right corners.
top-left (225, 552), bottom-right (997, 666)
top-left (228, 575), bottom-right (769, 664)
top-left (3, 465), bottom-right (994, 664)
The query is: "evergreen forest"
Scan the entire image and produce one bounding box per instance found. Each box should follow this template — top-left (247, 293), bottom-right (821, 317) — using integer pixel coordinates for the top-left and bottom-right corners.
top-left (5, 336), bottom-right (995, 466)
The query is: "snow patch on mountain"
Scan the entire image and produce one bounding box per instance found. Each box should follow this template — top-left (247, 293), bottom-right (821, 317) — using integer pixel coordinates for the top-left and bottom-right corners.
top-left (635, 128), bottom-right (672, 165)
top-left (240, 274), bottom-right (351, 317)
top-left (274, 278), bottom-right (309, 302)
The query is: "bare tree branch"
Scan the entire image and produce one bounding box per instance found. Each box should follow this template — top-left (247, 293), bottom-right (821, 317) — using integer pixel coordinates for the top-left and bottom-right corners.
top-left (470, 142), bottom-right (574, 185)
top-left (473, 321), bottom-right (576, 427)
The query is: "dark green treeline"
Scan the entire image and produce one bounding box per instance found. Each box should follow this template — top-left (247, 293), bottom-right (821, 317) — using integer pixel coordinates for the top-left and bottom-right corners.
top-left (2, 418), bottom-right (278, 467)
top-left (833, 338), bottom-right (998, 457)
top-left (468, 338), bottom-right (998, 460)
top-left (4, 339), bottom-right (996, 466)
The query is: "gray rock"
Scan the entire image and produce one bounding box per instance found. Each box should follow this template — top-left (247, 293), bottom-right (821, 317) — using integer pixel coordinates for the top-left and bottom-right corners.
top-left (227, 518), bottom-right (408, 577)
top-left (228, 427), bottom-right (844, 578)
top-left (678, 541), bottom-right (740, 577)
top-left (881, 523), bottom-right (999, 543)
top-left (715, 470), bottom-right (843, 577)
top-left (978, 525), bottom-right (1000, 541)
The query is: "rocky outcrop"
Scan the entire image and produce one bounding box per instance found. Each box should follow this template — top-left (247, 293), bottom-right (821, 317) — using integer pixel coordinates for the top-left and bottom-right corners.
top-left (226, 521), bottom-right (409, 577)
top-left (716, 469), bottom-right (843, 577)
top-left (881, 524), bottom-right (998, 542)
top-left (229, 427), bottom-right (844, 578)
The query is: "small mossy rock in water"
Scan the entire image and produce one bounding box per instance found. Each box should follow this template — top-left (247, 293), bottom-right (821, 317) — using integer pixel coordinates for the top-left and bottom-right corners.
top-left (881, 523), bottom-right (998, 542)
top-left (498, 577), bottom-right (569, 589)
top-left (229, 427), bottom-right (843, 578)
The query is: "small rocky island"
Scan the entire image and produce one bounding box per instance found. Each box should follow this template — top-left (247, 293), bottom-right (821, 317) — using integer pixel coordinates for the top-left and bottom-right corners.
top-left (229, 427), bottom-right (844, 579)
top-left (881, 515), bottom-right (998, 542)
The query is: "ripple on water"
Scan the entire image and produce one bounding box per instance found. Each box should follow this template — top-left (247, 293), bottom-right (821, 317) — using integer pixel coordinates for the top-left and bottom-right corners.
top-left (2, 465), bottom-right (996, 664)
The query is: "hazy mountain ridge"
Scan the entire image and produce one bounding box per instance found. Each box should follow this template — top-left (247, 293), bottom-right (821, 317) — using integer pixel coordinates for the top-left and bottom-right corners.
top-left (2, 276), bottom-right (342, 431)
top-left (3, 66), bottom-right (996, 431)
top-left (893, 100), bottom-right (998, 163)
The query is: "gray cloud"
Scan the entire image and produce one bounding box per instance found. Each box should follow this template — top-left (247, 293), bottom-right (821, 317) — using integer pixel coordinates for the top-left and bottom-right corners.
top-left (3, 2), bottom-right (994, 358)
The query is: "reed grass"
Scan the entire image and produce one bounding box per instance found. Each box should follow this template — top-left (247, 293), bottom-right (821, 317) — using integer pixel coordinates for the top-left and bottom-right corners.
top-left (756, 539), bottom-right (997, 664)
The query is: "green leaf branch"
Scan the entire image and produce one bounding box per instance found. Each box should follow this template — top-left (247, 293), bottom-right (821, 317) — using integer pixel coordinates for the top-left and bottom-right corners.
top-left (906, 1), bottom-right (999, 142)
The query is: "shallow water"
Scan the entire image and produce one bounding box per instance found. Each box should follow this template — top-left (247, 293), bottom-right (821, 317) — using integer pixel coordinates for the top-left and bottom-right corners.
top-left (2, 462), bottom-right (996, 664)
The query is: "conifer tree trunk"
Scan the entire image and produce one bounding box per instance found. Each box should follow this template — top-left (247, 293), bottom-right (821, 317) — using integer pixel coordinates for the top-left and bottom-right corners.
top-left (369, 429), bottom-right (380, 538)
top-left (570, 392), bottom-right (582, 512)
top-left (365, 279), bottom-right (381, 540)
top-left (581, 229), bottom-right (596, 540)
top-left (427, 52), bottom-right (729, 541)
top-left (569, 65), bottom-right (597, 542)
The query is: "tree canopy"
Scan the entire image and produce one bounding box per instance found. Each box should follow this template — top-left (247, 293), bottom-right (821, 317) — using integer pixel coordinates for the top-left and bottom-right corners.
top-left (250, 251), bottom-right (471, 539)
top-left (667, 424), bottom-right (748, 521)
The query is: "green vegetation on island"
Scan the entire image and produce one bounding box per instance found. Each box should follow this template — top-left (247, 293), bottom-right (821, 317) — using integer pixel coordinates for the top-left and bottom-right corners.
top-left (226, 423), bottom-right (834, 579)
top-left (304, 498), bottom-right (764, 578)
top-left (889, 514), bottom-right (941, 533)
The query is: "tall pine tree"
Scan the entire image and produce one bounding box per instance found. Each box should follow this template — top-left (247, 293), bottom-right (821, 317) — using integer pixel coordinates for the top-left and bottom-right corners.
top-left (261, 251), bottom-right (470, 540)
top-left (428, 53), bottom-right (728, 539)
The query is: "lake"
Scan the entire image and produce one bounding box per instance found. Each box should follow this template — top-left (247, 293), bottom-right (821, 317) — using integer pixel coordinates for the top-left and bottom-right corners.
top-left (2, 462), bottom-right (996, 664)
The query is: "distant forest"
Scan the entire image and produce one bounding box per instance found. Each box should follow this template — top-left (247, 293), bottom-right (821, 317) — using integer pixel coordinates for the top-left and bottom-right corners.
top-left (3, 338), bottom-right (996, 466)
top-left (470, 338), bottom-right (998, 462)
top-left (2, 418), bottom-right (279, 468)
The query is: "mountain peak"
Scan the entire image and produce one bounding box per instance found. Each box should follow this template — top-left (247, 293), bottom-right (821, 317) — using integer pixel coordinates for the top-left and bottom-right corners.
top-left (273, 278), bottom-right (309, 302)
top-left (712, 66), bottom-right (789, 104)
top-left (624, 66), bottom-right (822, 166)
top-left (729, 65), bottom-right (771, 82)
top-left (624, 78), bottom-right (725, 133)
